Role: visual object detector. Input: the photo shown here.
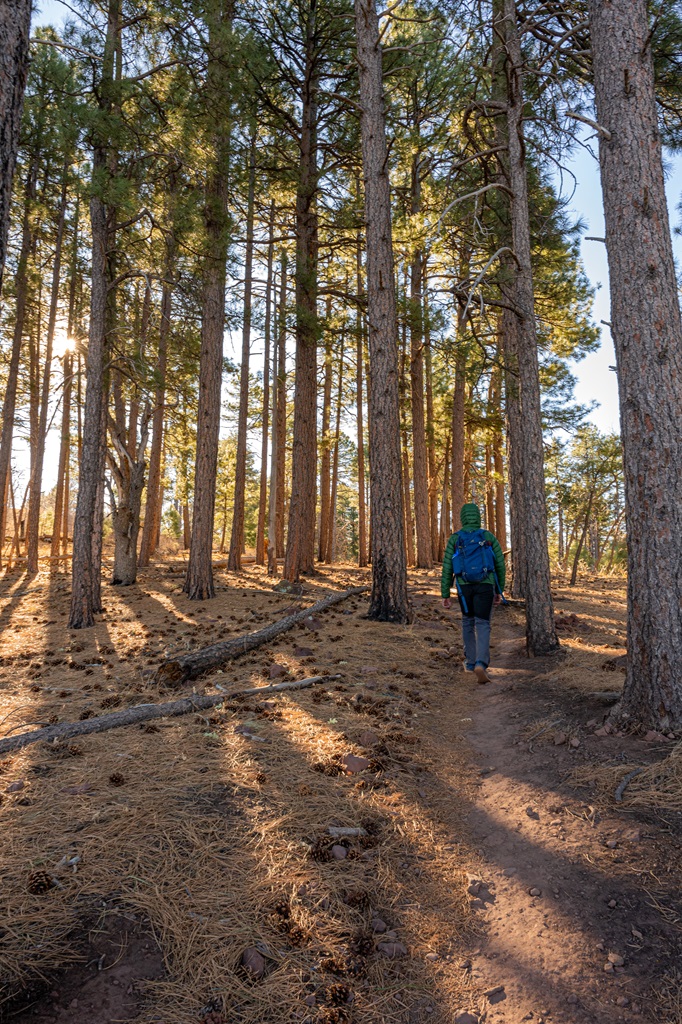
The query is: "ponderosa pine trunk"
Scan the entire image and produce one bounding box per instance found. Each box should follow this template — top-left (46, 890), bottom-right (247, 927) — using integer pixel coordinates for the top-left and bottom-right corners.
top-left (69, 0), bottom-right (120, 628)
top-left (450, 341), bottom-right (466, 531)
top-left (356, 235), bottom-right (368, 567)
top-left (267, 270), bottom-right (280, 577)
top-left (318, 298), bottom-right (333, 563)
top-left (51, 195), bottom-right (80, 566)
top-left (589, 0), bottom-right (682, 728)
top-left (255, 199), bottom-right (275, 565)
top-left (184, 0), bottom-right (232, 601)
top-left (284, 7), bottom-right (319, 581)
top-left (502, 312), bottom-right (525, 596)
top-left (69, 179), bottom-right (109, 627)
top-left (139, 233), bottom-right (175, 567)
top-left (424, 291), bottom-right (439, 561)
top-left (0, 0), bottom-right (32, 292)
top-left (324, 333), bottom-right (344, 563)
top-left (0, 156), bottom-right (38, 563)
top-left (497, 0), bottom-right (558, 653)
top-left (275, 254), bottom-right (287, 558)
top-left (26, 164), bottom-right (69, 574)
top-left (228, 138), bottom-right (256, 572)
top-left (355, 0), bottom-right (410, 621)
top-left (409, 159), bottom-right (431, 569)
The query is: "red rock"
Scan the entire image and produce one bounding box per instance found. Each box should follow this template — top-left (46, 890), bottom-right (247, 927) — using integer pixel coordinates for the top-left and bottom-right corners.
top-left (268, 664), bottom-right (288, 679)
top-left (6, 781), bottom-right (24, 793)
top-left (241, 946), bottom-right (266, 979)
top-left (61, 782), bottom-right (94, 795)
top-left (553, 731), bottom-right (567, 746)
top-left (360, 666), bottom-right (378, 674)
top-left (294, 647), bottom-right (314, 657)
top-left (331, 845), bottom-right (348, 860)
top-left (342, 753), bottom-right (370, 774)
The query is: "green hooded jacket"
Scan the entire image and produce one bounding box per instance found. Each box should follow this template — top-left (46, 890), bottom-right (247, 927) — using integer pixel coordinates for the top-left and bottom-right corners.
top-left (441, 503), bottom-right (506, 599)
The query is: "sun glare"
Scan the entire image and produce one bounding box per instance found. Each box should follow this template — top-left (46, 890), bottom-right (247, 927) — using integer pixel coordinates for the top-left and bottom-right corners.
top-left (53, 330), bottom-right (73, 359)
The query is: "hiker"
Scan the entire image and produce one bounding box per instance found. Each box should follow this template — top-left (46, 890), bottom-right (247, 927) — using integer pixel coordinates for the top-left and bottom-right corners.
top-left (441, 503), bottom-right (506, 684)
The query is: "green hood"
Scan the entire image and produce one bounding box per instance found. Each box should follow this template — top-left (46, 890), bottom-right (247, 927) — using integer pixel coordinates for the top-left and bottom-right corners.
top-left (460, 503), bottom-right (481, 530)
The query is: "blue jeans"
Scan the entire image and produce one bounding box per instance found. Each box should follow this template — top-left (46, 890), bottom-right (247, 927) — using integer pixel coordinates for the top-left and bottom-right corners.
top-left (457, 582), bottom-right (494, 669)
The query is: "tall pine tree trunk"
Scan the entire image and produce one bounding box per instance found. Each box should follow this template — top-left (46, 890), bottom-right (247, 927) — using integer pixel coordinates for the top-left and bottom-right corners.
top-left (256, 199), bottom-right (275, 565)
top-left (409, 157), bottom-right (431, 568)
top-left (356, 236), bottom-right (368, 567)
top-left (496, 0), bottom-right (557, 653)
top-left (69, 0), bottom-right (120, 628)
top-left (228, 138), bottom-right (256, 571)
top-left (589, 0), bottom-right (682, 727)
top-left (267, 270), bottom-right (280, 577)
top-left (324, 333), bottom-right (344, 563)
top-left (284, 7), bottom-right (319, 581)
top-left (275, 254), bottom-right (287, 558)
top-left (139, 232), bottom-right (174, 567)
top-left (318, 297), bottom-right (333, 562)
top-left (450, 342), bottom-right (466, 531)
top-left (0, 157), bottom-right (38, 563)
top-left (27, 164), bottom-right (69, 574)
top-left (355, 0), bottom-right (410, 621)
top-left (0, 0), bottom-right (31, 292)
top-left (423, 290), bottom-right (439, 561)
top-left (184, 0), bottom-right (232, 600)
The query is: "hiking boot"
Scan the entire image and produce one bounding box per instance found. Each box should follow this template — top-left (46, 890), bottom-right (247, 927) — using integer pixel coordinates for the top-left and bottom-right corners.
top-left (474, 665), bottom-right (491, 685)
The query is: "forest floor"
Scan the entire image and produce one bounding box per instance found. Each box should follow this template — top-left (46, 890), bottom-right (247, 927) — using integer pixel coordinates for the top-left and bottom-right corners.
top-left (0, 560), bottom-right (681, 1024)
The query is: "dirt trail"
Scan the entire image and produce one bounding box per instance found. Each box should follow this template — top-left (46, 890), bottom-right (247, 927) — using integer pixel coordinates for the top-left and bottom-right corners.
top-left (456, 614), bottom-right (671, 1024)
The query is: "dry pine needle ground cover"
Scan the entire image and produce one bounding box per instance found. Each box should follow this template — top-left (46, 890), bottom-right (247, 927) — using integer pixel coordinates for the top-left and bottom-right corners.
top-left (2, 563), bottom-right (682, 1024)
top-left (0, 561), bottom-right (478, 1024)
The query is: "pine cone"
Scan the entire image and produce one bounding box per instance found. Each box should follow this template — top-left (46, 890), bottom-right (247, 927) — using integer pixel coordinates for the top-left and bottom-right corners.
top-left (109, 772), bottom-right (126, 787)
top-left (348, 931), bottom-right (373, 957)
top-left (325, 982), bottom-right (351, 1006)
top-left (287, 924), bottom-right (309, 946)
top-left (67, 744), bottom-right (84, 757)
top-left (272, 897), bottom-right (290, 919)
top-left (309, 838), bottom-right (332, 862)
top-left (27, 870), bottom-right (54, 895)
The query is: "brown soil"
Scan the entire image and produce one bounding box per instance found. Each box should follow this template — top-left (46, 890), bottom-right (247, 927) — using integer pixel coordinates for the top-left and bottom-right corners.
top-left (0, 563), bottom-right (680, 1024)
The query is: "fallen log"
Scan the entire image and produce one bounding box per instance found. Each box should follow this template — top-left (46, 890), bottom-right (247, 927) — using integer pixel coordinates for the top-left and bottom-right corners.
top-left (0, 676), bottom-right (332, 755)
top-left (154, 585), bottom-right (368, 686)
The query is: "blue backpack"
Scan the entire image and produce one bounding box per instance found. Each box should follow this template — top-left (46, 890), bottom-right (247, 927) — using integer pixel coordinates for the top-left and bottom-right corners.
top-left (452, 529), bottom-right (499, 612)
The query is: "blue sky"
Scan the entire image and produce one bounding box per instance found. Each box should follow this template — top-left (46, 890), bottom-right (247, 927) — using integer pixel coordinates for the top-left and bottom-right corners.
top-left (562, 141), bottom-right (682, 434)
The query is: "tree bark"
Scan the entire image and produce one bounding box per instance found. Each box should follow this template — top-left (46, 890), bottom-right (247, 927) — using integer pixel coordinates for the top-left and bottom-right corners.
top-left (184, 0), bottom-right (232, 601)
top-left (275, 254), bottom-right (287, 558)
top-left (284, 7), bottom-right (319, 582)
top-left (423, 289), bottom-right (439, 561)
top-left (228, 138), bottom-right (256, 571)
top-left (256, 199), bottom-right (275, 565)
top-left (409, 161), bottom-right (431, 568)
top-left (139, 234), bottom-right (175, 567)
top-left (267, 264), bottom-right (280, 577)
top-left (0, 0), bottom-right (32, 293)
top-left (318, 296), bottom-right (333, 562)
top-left (325, 331), bottom-right (344, 563)
top-left (356, 232), bottom-right (368, 567)
top-left (355, 0), bottom-right (410, 621)
top-left (156, 585), bottom-right (367, 685)
top-left (26, 164), bottom-right (69, 574)
top-left (0, 157), bottom-right (38, 563)
top-left (589, 0), bottom-right (682, 727)
top-left (450, 342), bottom-right (466, 532)
top-left (496, 0), bottom-right (558, 654)
top-left (569, 490), bottom-right (594, 587)
top-left (0, 676), bottom-right (329, 756)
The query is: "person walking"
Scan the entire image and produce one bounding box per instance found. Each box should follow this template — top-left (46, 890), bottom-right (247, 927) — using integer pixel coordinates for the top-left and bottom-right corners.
top-left (441, 503), bottom-right (506, 684)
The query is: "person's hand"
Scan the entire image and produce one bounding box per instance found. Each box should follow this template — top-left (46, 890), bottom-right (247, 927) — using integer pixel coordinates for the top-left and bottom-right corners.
top-left (442, 598), bottom-right (452, 609)
top-left (494, 593), bottom-right (502, 606)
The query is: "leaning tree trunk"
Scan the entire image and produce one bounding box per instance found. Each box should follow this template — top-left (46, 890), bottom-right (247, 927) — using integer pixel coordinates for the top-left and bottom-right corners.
top-left (228, 138), bottom-right (256, 572)
top-left (284, 18), bottom-right (319, 582)
top-left (497, 0), bottom-right (558, 653)
top-left (355, 0), bottom-right (410, 622)
top-left (589, 0), bottom-right (682, 728)
top-left (0, 0), bottom-right (32, 293)
top-left (184, 0), bottom-right (232, 601)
